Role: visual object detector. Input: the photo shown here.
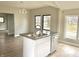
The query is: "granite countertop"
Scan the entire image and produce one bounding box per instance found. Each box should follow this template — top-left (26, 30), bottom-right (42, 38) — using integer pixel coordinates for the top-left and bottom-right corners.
top-left (20, 32), bottom-right (50, 40)
top-left (20, 32), bottom-right (57, 40)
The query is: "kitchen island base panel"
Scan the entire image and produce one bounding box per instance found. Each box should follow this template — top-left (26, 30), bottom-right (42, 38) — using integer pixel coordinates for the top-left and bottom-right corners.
top-left (23, 36), bottom-right (50, 57)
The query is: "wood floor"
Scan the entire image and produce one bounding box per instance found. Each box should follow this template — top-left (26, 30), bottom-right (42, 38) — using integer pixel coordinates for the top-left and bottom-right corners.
top-left (0, 31), bottom-right (79, 57)
top-left (0, 31), bottom-right (23, 57)
top-left (50, 43), bottom-right (79, 57)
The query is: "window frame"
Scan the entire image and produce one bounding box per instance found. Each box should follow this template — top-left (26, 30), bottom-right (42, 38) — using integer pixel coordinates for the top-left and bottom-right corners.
top-left (34, 15), bottom-right (51, 35)
top-left (0, 16), bottom-right (4, 23)
top-left (42, 15), bottom-right (51, 31)
top-left (34, 15), bottom-right (42, 30)
top-left (64, 15), bottom-right (79, 40)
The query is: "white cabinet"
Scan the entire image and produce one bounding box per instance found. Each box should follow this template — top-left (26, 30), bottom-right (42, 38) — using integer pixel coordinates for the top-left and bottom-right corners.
top-left (51, 34), bottom-right (59, 53)
top-left (23, 37), bottom-right (35, 57)
top-left (22, 36), bottom-right (50, 57)
top-left (36, 37), bottom-right (50, 57)
top-left (22, 33), bottom-right (59, 57)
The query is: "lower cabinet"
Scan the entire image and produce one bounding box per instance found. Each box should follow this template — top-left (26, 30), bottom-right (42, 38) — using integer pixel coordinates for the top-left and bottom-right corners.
top-left (35, 37), bottom-right (50, 57)
top-left (23, 36), bottom-right (50, 57)
top-left (22, 34), bottom-right (59, 57)
top-left (51, 34), bottom-right (59, 53)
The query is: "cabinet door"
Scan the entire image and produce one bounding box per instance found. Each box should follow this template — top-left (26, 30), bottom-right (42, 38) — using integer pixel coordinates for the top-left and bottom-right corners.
top-left (52, 35), bottom-right (58, 52)
top-left (23, 37), bottom-right (35, 57)
top-left (36, 37), bottom-right (50, 57)
top-left (53, 36), bottom-right (58, 50)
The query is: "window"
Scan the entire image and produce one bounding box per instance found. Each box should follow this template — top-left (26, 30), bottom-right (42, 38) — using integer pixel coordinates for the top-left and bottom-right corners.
top-left (34, 15), bottom-right (51, 35)
top-left (64, 16), bottom-right (78, 40)
top-left (0, 17), bottom-right (4, 23)
top-left (35, 15), bottom-right (41, 29)
top-left (35, 15), bottom-right (51, 30)
top-left (43, 15), bottom-right (51, 30)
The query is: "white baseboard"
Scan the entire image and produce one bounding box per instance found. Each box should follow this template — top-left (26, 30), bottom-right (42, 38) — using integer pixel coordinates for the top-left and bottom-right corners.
top-left (14, 34), bottom-right (20, 37)
top-left (59, 40), bottom-right (79, 47)
top-left (8, 33), bottom-right (14, 35)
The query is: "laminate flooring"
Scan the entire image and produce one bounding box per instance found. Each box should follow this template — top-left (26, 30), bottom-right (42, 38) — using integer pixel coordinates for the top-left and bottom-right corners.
top-left (0, 31), bottom-right (79, 57)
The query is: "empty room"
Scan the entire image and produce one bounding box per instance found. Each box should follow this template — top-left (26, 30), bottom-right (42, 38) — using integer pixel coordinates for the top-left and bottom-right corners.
top-left (0, 1), bottom-right (79, 57)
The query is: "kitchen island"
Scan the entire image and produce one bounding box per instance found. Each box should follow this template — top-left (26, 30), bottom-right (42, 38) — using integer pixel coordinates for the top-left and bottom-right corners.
top-left (20, 32), bottom-right (58, 57)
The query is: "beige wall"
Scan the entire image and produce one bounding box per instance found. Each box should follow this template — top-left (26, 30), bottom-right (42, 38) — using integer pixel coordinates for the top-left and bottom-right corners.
top-left (28, 6), bottom-right (59, 32)
top-left (58, 9), bottom-right (64, 40)
top-left (0, 6), bottom-right (60, 37)
top-left (0, 6), bottom-right (29, 37)
top-left (64, 9), bottom-right (79, 15)
top-left (14, 13), bottom-right (29, 36)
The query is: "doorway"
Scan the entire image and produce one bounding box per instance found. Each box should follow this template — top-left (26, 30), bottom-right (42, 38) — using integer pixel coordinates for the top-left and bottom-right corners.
top-left (0, 13), bottom-right (14, 36)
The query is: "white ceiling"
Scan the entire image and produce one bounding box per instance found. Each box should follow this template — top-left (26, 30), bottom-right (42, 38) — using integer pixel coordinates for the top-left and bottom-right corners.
top-left (0, 1), bottom-right (57, 9)
top-left (55, 1), bottom-right (79, 10)
top-left (0, 1), bottom-right (79, 10)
